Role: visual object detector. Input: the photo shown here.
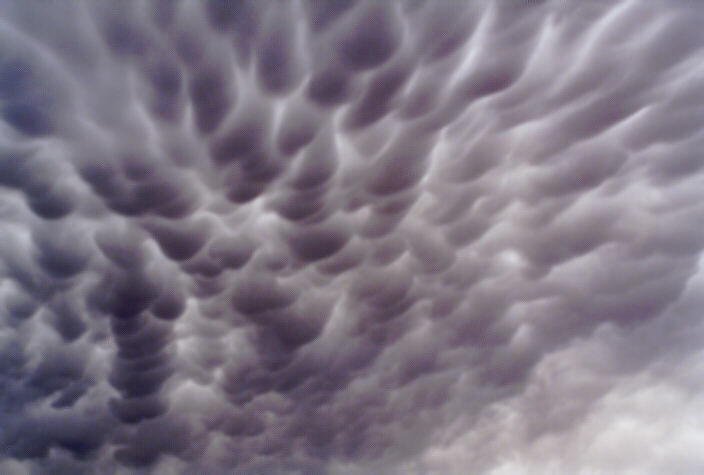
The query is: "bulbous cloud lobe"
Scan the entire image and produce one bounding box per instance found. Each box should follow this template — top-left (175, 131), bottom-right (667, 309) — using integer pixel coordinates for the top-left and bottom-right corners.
top-left (1, 0), bottom-right (704, 473)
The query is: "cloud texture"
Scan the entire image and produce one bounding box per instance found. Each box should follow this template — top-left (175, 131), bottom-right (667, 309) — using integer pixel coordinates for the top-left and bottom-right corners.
top-left (1, 0), bottom-right (704, 473)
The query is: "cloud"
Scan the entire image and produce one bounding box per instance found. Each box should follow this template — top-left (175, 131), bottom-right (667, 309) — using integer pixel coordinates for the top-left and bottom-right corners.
top-left (1, 0), bottom-right (704, 472)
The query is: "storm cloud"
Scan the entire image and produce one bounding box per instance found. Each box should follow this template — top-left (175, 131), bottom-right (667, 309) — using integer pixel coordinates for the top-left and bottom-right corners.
top-left (1, 0), bottom-right (704, 473)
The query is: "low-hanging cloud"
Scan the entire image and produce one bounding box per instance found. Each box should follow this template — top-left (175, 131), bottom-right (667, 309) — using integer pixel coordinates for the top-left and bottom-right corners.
top-left (1, 0), bottom-right (704, 473)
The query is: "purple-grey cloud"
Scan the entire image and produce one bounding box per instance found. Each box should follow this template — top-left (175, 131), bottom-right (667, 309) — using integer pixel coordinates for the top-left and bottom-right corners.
top-left (1, 0), bottom-right (704, 473)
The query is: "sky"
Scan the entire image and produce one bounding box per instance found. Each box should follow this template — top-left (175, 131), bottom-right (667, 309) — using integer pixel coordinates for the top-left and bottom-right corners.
top-left (1, 0), bottom-right (704, 473)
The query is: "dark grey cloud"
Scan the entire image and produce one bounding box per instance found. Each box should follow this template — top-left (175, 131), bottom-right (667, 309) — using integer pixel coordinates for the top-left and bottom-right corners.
top-left (1, 0), bottom-right (704, 473)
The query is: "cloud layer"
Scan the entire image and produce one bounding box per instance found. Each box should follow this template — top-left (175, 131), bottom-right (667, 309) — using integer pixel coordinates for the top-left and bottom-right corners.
top-left (1, 0), bottom-right (704, 473)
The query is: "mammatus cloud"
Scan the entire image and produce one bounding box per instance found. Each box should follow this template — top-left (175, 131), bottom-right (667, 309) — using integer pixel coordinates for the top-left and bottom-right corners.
top-left (1, 0), bottom-right (704, 473)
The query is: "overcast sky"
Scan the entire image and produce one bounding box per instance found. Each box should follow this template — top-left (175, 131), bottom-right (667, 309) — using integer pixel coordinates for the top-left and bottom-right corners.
top-left (1, 0), bottom-right (704, 473)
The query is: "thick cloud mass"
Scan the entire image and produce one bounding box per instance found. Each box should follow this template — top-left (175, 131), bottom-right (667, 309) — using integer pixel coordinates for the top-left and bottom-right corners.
top-left (1, 1), bottom-right (704, 473)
